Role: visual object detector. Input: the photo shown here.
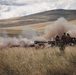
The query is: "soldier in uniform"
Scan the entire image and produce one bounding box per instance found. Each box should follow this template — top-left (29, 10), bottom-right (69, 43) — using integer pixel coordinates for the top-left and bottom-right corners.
top-left (70, 37), bottom-right (76, 45)
top-left (59, 40), bottom-right (65, 50)
top-left (66, 33), bottom-right (71, 45)
top-left (59, 33), bottom-right (67, 54)
top-left (59, 40), bottom-right (65, 54)
top-left (55, 35), bottom-right (60, 46)
top-left (61, 33), bottom-right (67, 45)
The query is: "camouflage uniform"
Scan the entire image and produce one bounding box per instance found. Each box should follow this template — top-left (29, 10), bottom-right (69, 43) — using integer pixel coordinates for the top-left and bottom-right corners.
top-left (59, 33), bottom-right (67, 53)
top-left (59, 40), bottom-right (65, 54)
top-left (66, 33), bottom-right (71, 45)
top-left (61, 33), bottom-right (67, 45)
top-left (55, 35), bottom-right (60, 46)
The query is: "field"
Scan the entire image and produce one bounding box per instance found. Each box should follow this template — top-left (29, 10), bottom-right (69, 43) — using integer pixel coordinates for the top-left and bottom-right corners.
top-left (0, 20), bottom-right (76, 75)
top-left (0, 46), bottom-right (76, 75)
top-left (0, 21), bottom-right (52, 36)
top-left (0, 9), bottom-right (76, 75)
top-left (0, 20), bottom-right (76, 36)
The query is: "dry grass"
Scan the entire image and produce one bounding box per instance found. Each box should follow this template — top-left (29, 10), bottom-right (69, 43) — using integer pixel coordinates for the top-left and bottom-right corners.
top-left (70, 20), bottom-right (76, 24)
top-left (0, 21), bottom-right (52, 35)
top-left (1, 21), bottom-right (52, 30)
top-left (0, 46), bottom-right (76, 75)
top-left (1, 20), bottom-right (76, 35)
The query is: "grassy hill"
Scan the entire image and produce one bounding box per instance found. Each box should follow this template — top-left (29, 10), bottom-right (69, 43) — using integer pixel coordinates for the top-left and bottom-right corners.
top-left (0, 9), bottom-right (76, 35)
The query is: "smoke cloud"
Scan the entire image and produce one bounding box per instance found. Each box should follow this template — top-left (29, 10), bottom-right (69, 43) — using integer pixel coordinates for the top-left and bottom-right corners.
top-left (0, 17), bottom-right (76, 48)
top-left (20, 26), bottom-right (38, 39)
top-left (44, 17), bottom-right (76, 39)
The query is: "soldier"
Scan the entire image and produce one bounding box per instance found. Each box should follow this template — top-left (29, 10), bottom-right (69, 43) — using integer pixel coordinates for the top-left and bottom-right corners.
top-left (74, 37), bottom-right (76, 45)
top-left (58, 33), bottom-right (67, 54)
top-left (66, 33), bottom-right (71, 45)
top-left (70, 37), bottom-right (76, 45)
top-left (59, 40), bottom-right (65, 54)
top-left (61, 33), bottom-right (67, 45)
top-left (55, 35), bottom-right (60, 46)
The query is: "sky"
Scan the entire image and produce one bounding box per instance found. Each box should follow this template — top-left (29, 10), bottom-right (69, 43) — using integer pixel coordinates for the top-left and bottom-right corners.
top-left (0, 0), bottom-right (76, 19)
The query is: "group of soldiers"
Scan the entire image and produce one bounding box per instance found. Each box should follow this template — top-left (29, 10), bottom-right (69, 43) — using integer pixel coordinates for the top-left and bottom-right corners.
top-left (34, 33), bottom-right (76, 51)
top-left (55, 33), bottom-right (76, 50)
top-left (55, 33), bottom-right (71, 45)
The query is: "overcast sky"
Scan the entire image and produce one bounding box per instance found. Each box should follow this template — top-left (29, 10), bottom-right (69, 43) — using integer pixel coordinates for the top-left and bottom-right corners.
top-left (0, 0), bottom-right (76, 19)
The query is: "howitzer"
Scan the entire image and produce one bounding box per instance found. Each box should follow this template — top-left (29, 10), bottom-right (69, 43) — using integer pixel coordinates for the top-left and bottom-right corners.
top-left (34, 41), bottom-right (47, 48)
top-left (48, 41), bottom-right (56, 47)
top-left (34, 41), bottom-right (47, 44)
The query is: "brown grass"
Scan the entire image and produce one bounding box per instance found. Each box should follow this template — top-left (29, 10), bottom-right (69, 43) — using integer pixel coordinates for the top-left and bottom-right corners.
top-left (1, 20), bottom-right (76, 35)
top-left (0, 21), bottom-right (52, 35)
top-left (0, 46), bottom-right (76, 75)
top-left (0, 20), bottom-right (76, 75)
top-left (1, 21), bottom-right (52, 30)
top-left (70, 20), bottom-right (76, 24)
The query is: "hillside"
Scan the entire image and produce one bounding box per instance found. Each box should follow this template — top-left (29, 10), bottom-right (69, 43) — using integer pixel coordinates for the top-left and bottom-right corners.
top-left (0, 9), bottom-right (76, 28)
top-left (0, 9), bottom-right (76, 36)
